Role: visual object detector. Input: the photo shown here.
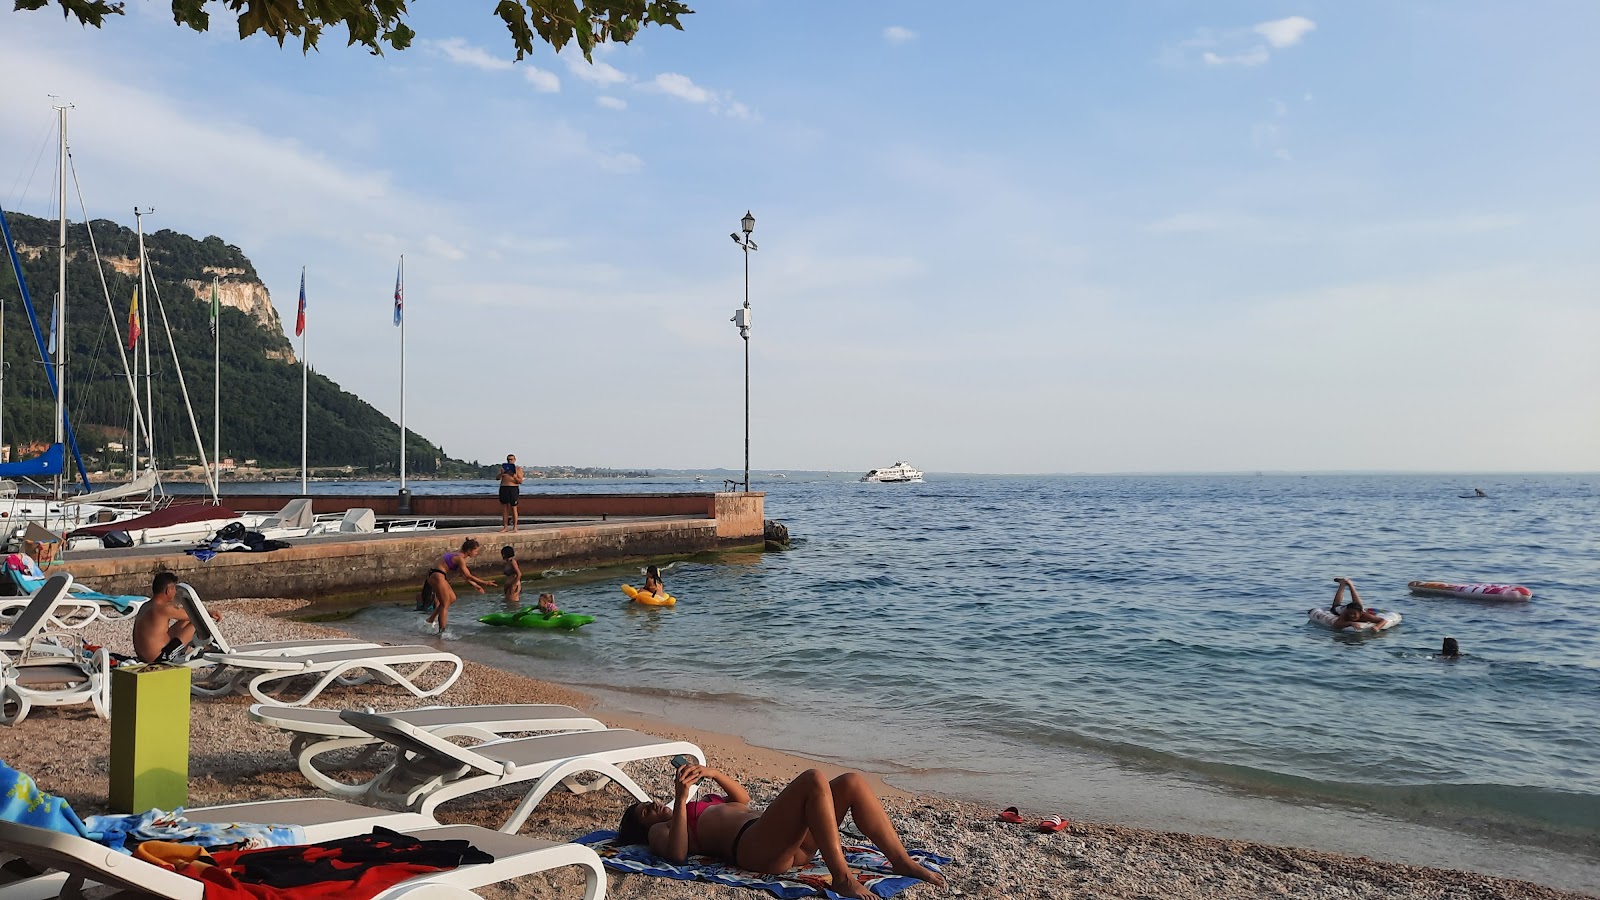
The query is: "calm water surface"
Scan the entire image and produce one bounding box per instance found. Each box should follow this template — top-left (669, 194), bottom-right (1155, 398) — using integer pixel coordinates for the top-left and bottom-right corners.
top-left (308, 474), bottom-right (1600, 891)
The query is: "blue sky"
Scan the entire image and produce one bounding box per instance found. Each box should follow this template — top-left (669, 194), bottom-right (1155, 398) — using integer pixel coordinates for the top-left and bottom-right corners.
top-left (2, 1), bottom-right (1596, 473)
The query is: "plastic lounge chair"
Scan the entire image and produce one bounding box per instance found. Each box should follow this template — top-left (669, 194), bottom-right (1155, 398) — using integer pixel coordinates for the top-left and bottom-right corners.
top-left (247, 703), bottom-right (607, 797)
top-left (0, 576), bottom-right (86, 657)
top-left (198, 646), bottom-right (464, 707)
top-left (342, 712), bottom-right (704, 834)
top-left (0, 646), bottom-right (110, 726)
top-left (0, 798), bottom-right (606, 900)
top-left (0, 572), bottom-right (101, 632)
top-left (177, 585), bottom-right (381, 693)
top-left (3, 554), bottom-right (144, 619)
top-left (0, 797), bottom-right (437, 900)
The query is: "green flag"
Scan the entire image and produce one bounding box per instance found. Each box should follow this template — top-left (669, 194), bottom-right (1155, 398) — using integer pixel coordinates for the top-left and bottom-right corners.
top-left (209, 279), bottom-right (219, 338)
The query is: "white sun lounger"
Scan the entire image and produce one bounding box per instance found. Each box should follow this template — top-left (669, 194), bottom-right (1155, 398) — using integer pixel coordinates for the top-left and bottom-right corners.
top-left (249, 703), bottom-right (608, 798)
top-left (0, 644), bottom-right (110, 727)
top-left (0, 577), bottom-right (87, 658)
top-left (199, 646), bottom-right (463, 707)
top-left (0, 798), bottom-right (606, 900)
top-left (342, 712), bottom-right (704, 834)
top-left (0, 797), bottom-right (437, 900)
top-left (0, 573), bottom-right (101, 634)
top-left (179, 584), bottom-right (379, 661)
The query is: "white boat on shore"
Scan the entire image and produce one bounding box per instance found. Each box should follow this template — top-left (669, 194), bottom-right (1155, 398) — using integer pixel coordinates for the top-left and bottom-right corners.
top-left (861, 462), bottom-right (923, 483)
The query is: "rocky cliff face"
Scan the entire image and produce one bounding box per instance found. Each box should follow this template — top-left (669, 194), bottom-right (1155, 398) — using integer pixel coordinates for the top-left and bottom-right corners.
top-left (182, 277), bottom-right (283, 334)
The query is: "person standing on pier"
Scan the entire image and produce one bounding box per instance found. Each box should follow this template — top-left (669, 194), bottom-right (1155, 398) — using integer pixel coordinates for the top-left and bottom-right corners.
top-left (499, 454), bottom-right (524, 533)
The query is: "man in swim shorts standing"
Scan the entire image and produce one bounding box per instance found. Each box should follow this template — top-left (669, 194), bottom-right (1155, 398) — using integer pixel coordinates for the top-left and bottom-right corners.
top-left (498, 453), bottom-right (524, 533)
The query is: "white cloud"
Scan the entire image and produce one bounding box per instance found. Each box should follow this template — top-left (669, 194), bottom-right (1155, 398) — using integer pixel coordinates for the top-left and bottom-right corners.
top-left (1181, 16), bottom-right (1316, 67)
top-left (644, 73), bottom-right (752, 119)
top-left (563, 55), bottom-right (630, 86)
top-left (651, 72), bottom-right (712, 104)
top-left (522, 66), bottom-right (560, 93)
top-left (1203, 47), bottom-right (1270, 67)
top-left (427, 38), bottom-right (513, 72)
top-left (423, 235), bottom-right (467, 262)
top-left (883, 26), bottom-right (917, 45)
top-left (597, 96), bottom-right (627, 110)
top-left (1254, 16), bottom-right (1317, 49)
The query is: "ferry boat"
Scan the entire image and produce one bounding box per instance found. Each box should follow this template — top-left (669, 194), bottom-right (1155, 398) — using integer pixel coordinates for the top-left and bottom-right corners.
top-left (860, 462), bottom-right (923, 483)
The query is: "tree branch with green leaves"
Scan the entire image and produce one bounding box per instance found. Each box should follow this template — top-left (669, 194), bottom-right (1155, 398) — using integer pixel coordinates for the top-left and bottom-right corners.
top-left (15, 0), bottom-right (692, 59)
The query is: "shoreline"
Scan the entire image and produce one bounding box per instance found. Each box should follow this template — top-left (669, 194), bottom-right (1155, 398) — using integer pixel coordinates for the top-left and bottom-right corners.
top-left (1, 600), bottom-right (1592, 900)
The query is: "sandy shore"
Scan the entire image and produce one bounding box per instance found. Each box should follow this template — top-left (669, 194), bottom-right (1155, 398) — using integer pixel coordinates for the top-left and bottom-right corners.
top-left (0, 599), bottom-right (1589, 900)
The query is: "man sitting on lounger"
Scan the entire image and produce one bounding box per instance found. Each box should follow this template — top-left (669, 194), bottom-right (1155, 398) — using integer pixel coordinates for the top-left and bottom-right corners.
top-left (133, 572), bottom-right (218, 663)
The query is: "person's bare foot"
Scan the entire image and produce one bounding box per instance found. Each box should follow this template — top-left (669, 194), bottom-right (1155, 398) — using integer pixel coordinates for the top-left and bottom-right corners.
top-left (830, 875), bottom-right (874, 900)
top-left (891, 858), bottom-right (946, 887)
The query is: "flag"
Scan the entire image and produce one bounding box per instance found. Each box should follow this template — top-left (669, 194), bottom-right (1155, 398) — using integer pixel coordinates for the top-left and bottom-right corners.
top-left (295, 268), bottom-right (306, 337)
top-left (127, 287), bottom-right (141, 350)
top-left (393, 260), bottom-right (403, 326)
top-left (209, 279), bottom-right (220, 338)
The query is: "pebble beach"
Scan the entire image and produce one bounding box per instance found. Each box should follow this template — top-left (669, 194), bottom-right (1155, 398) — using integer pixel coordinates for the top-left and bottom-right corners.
top-left (1, 599), bottom-right (1590, 900)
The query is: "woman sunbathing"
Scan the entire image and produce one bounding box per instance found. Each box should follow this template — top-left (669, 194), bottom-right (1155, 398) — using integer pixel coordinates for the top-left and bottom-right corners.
top-left (617, 764), bottom-right (944, 900)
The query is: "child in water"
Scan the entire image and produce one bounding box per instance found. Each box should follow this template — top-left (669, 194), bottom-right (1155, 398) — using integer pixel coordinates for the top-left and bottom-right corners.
top-left (501, 546), bottom-right (521, 606)
top-left (537, 592), bottom-right (558, 619)
top-left (643, 564), bottom-right (666, 598)
top-left (1330, 577), bottom-right (1388, 628)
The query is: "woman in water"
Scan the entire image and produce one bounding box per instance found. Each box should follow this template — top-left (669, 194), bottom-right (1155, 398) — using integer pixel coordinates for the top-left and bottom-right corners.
top-left (642, 564), bottom-right (667, 598)
top-left (1330, 577), bottom-right (1388, 628)
top-left (418, 538), bottom-right (492, 633)
top-left (500, 545), bottom-right (522, 606)
top-left (617, 763), bottom-right (943, 900)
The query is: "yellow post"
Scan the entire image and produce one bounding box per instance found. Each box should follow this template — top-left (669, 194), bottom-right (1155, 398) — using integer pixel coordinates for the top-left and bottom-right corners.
top-left (108, 665), bottom-right (191, 812)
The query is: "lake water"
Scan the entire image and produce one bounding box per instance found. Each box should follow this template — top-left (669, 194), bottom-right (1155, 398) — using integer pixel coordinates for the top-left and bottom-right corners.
top-left (301, 473), bottom-right (1600, 892)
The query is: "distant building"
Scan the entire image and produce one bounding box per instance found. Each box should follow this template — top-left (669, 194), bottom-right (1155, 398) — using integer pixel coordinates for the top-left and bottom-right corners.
top-left (106, 441), bottom-right (125, 453)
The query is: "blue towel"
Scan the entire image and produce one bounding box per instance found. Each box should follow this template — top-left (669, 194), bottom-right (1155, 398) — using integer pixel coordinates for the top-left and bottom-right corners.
top-left (84, 808), bottom-right (306, 853)
top-left (576, 829), bottom-right (950, 899)
top-left (7, 568), bottom-right (142, 612)
top-left (0, 759), bottom-right (89, 837)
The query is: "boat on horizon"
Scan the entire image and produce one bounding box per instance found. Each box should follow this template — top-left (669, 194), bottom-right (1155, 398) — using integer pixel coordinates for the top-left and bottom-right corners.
top-left (860, 461), bottom-right (923, 483)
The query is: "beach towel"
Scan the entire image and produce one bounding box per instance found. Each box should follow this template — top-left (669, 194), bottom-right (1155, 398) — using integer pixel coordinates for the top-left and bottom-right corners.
top-left (0, 758), bottom-right (89, 837)
top-left (575, 830), bottom-right (950, 899)
top-left (85, 808), bottom-right (307, 854)
top-left (140, 826), bottom-right (492, 900)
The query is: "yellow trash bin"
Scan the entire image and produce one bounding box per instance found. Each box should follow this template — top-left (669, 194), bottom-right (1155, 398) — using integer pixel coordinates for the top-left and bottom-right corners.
top-left (108, 664), bottom-right (191, 812)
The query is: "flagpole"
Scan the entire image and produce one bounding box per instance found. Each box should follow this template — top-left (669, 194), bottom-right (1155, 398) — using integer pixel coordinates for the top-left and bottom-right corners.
top-left (399, 254), bottom-right (406, 495)
top-left (212, 277), bottom-right (220, 498)
top-left (300, 266), bottom-right (307, 495)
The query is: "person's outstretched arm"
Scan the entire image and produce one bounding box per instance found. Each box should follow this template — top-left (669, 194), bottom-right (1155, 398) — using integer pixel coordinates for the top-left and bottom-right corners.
top-left (699, 766), bottom-right (751, 805)
top-left (458, 560), bottom-right (492, 592)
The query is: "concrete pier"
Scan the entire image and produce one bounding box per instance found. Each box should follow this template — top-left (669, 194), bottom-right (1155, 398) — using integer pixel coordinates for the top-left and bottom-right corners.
top-left (60, 491), bottom-right (764, 599)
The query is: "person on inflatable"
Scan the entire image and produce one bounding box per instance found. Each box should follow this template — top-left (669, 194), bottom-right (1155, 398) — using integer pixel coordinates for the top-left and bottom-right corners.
top-left (642, 564), bottom-right (667, 599)
top-left (535, 592), bottom-right (559, 619)
top-left (500, 545), bottom-right (522, 606)
top-left (1330, 577), bottom-right (1387, 628)
top-left (420, 538), bottom-right (493, 633)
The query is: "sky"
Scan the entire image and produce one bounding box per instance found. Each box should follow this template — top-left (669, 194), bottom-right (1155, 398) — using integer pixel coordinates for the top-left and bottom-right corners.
top-left (1, 1), bottom-right (1596, 474)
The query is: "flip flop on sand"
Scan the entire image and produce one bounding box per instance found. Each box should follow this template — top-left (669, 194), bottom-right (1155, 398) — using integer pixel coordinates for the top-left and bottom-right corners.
top-left (1037, 815), bottom-right (1068, 833)
top-left (996, 806), bottom-right (1025, 824)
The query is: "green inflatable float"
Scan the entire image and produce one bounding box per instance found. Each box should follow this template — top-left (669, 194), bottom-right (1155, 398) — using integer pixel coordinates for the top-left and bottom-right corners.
top-left (479, 607), bottom-right (595, 630)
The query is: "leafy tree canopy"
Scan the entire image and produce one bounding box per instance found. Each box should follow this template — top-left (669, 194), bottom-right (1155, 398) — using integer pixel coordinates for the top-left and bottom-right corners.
top-left (16, 0), bottom-right (692, 60)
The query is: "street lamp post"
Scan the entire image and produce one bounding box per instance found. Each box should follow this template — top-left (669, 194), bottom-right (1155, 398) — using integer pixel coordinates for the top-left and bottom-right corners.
top-left (730, 211), bottom-right (757, 492)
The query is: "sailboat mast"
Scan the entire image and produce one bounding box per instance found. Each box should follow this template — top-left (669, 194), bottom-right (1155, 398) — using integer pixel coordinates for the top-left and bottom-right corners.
top-left (53, 104), bottom-right (68, 501)
top-left (213, 277), bottom-right (220, 496)
top-left (141, 220), bottom-right (154, 473)
top-left (300, 267), bottom-right (307, 494)
top-left (132, 209), bottom-right (145, 479)
top-left (399, 254), bottom-right (406, 493)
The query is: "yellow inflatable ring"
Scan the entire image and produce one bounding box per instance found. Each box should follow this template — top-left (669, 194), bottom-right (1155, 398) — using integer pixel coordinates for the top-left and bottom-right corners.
top-left (622, 584), bottom-right (677, 607)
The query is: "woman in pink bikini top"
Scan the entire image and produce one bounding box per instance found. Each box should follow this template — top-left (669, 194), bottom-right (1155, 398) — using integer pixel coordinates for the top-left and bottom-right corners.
top-left (615, 763), bottom-right (943, 900)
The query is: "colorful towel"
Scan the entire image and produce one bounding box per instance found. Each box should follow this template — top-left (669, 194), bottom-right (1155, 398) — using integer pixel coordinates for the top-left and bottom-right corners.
top-left (85, 808), bottom-right (307, 854)
top-left (575, 830), bottom-right (950, 899)
top-left (0, 758), bottom-right (89, 837)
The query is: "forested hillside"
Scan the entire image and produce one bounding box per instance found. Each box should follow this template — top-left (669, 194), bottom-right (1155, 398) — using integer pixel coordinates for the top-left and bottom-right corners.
top-left (0, 211), bottom-right (463, 473)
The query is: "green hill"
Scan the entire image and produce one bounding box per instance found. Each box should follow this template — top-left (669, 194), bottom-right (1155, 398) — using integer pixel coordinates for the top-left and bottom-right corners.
top-left (0, 210), bottom-right (464, 474)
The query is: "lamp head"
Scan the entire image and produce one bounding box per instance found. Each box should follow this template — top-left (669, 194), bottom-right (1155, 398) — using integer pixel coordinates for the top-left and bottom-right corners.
top-left (741, 211), bottom-right (755, 235)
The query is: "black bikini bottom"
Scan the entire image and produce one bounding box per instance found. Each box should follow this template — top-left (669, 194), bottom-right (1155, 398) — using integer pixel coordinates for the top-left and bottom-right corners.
top-left (729, 818), bottom-right (758, 869)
